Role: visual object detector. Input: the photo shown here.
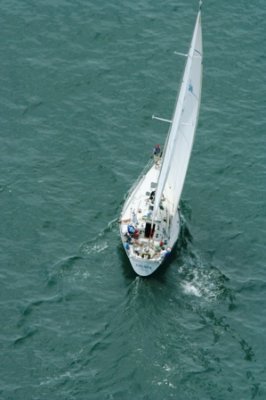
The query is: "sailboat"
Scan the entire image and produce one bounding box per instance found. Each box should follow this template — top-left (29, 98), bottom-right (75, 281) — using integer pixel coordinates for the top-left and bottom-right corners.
top-left (119, 4), bottom-right (203, 276)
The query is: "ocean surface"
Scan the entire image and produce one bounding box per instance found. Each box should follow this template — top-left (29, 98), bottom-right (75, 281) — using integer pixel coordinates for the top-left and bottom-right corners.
top-left (1, 0), bottom-right (266, 399)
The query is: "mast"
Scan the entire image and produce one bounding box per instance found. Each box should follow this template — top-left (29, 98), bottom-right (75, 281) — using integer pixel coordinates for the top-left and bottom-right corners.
top-left (152, 7), bottom-right (203, 220)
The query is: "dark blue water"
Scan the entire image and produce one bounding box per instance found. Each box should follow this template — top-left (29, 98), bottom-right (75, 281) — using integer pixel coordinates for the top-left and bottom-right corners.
top-left (1, 1), bottom-right (266, 399)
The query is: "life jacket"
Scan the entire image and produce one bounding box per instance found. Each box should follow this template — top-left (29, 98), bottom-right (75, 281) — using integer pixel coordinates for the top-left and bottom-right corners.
top-left (127, 225), bottom-right (135, 234)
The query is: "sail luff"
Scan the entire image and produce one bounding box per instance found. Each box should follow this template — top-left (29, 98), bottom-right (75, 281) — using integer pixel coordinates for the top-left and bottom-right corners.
top-left (152, 10), bottom-right (202, 219)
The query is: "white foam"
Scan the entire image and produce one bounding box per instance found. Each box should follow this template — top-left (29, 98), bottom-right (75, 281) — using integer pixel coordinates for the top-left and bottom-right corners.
top-left (181, 281), bottom-right (202, 297)
top-left (81, 241), bottom-right (108, 255)
top-left (180, 266), bottom-right (224, 301)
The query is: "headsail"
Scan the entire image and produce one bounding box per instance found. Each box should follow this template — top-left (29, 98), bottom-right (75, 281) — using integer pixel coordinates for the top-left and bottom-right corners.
top-left (153, 9), bottom-right (203, 219)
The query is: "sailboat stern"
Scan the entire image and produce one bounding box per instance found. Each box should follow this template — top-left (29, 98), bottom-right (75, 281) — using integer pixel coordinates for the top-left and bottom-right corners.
top-left (128, 256), bottom-right (162, 277)
top-left (120, 209), bottom-right (181, 276)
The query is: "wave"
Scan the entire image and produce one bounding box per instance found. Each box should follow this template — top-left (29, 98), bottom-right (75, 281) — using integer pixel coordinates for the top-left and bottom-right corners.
top-left (79, 217), bottom-right (118, 256)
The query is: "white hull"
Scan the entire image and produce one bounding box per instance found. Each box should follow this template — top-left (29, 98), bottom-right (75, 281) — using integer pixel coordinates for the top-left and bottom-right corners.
top-left (119, 162), bottom-right (181, 276)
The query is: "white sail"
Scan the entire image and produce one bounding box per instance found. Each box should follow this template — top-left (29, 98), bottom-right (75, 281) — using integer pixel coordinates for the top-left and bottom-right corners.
top-left (153, 10), bottom-right (203, 219)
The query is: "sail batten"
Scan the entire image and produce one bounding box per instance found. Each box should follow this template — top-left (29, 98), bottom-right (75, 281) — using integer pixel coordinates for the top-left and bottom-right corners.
top-left (153, 11), bottom-right (202, 220)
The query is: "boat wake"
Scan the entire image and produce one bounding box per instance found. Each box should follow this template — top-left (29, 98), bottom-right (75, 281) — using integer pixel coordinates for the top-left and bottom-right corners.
top-left (80, 241), bottom-right (108, 256)
top-left (179, 262), bottom-right (231, 303)
top-left (174, 217), bottom-right (257, 365)
top-left (176, 215), bottom-right (234, 305)
top-left (79, 218), bottom-right (118, 257)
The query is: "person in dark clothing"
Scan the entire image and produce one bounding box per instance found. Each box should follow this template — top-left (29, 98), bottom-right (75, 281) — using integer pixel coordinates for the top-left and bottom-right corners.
top-left (153, 144), bottom-right (161, 156)
top-left (149, 190), bottom-right (155, 201)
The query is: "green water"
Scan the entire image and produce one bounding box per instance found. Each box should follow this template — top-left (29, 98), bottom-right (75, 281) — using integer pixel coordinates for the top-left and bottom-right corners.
top-left (1, 1), bottom-right (266, 399)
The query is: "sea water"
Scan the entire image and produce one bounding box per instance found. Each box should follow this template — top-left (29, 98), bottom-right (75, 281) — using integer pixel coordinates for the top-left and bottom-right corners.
top-left (1, 1), bottom-right (266, 399)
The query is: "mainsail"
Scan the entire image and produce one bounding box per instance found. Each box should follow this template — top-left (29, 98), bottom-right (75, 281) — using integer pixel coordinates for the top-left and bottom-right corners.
top-left (153, 9), bottom-right (203, 219)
